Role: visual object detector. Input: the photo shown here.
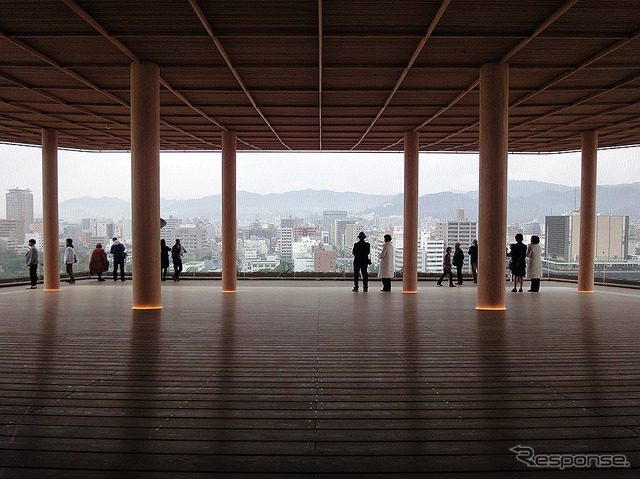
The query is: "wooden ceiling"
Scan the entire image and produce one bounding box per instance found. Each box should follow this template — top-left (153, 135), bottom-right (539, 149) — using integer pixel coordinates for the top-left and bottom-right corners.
top-left (0, 0), bottom-right (639, 152)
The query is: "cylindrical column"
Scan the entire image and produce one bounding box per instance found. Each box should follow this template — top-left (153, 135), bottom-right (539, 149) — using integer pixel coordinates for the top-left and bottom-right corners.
top-left (222, 130), bottom-right (237, 293)
top-left (578, 130), bottom-right (598, 292)
top-left (131, 61), bottom-right (161, 309)
top-left (42, 129), bottom-right (60, 292)
top-left (477, 62), bottom-right (509, 310)
top-left (403, 131), bottom-right (419, 293)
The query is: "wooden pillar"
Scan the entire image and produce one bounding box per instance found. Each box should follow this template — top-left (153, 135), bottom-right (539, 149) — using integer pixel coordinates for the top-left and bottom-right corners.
top-left (222, 130), bottom-right (237, 293)
top-left (477, 62), bottom-right (509, 310)
top-left (578, 130), bottom-right (597, 292)
top-left (403, 131), bottom-right (419, 293)
top-left (131, 61), bottom-right (161, 309)
top-left (42, 129), bottom-right (60, 292)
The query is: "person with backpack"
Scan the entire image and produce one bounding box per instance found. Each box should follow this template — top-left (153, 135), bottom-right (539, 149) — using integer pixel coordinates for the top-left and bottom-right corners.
top-left (110, 237), bottom-right (126, 281)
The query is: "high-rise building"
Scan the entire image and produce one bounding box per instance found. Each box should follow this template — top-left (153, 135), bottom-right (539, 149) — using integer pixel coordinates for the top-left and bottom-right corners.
top-left (314, 243), bottom-right (336, 272)
top-left (344, 221), bottom-right (366, 253)
top-left (545, 211), bottom-right (629, 261)
top-left (544, 215), bottom-right (571, 260)
top-left (323, 210), bottom-right (347, 238)
top-left (434, 209), bottom-right (477, 250)
top-left (293, 226), bottom-right (318, 241)
top-left (82, 218), bottom-right (96, 231)
top-left (5, 188), bottom-right (33, 243)
top-left (523, 220), bottom-right (542, 236)
top-left (95, 220), bottom-right (115, 239)
top-left (276, 227), bottom-right (293, 263)
top-left (6, 188), bottom-right (34, 226)
top-left (161, 216), bottom-right (182, 242)
top-left (281, 216), bottom-right (303, 229)
top-left (171, 227), bottom-right (209, 261)
top-left (423, 239), bottom-right (446, 273)
top-left (330, 219), bottom-right (355, 251)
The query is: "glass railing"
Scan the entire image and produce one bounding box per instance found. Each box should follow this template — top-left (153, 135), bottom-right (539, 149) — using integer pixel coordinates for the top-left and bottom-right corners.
top-left (542, 258), bottom-right (640, 287)
top-left (3, 252), bottom-right (639, 287)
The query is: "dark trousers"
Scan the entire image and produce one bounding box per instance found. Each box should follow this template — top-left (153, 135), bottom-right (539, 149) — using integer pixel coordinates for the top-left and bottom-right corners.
top-left (113, 258), bottom-right (125, 281)
top-left (29, 264), bottom-right (38, 286)
top-left (456, 264), bottom-right (464, 284)
top-left (437, 269), bottom-right (454, 286)
top-left (530, 278), bottom-right (541, 292)
top-left (66, 263), bottom-right (75, 283)
top-left (381, 278), bottom-right (391, 291)
top-left (471, 262), bottom-right (477, 283)
top-left (353, 263), bottom-right (368, 290)
top-left (173, 259), bottom-right (183, 280)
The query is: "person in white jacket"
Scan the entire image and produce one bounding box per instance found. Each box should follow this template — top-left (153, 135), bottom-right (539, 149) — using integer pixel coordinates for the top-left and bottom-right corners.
top-left (63, 237), bottom-right (77, 284)
top-left (378, 234), bottom-right (394, 292)
top-left (526, 235), bottom-right (542, 292)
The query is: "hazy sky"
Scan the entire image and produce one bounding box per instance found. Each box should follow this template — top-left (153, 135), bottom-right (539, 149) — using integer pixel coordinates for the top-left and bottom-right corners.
top-left (1, 142), bottom-right (639, 216)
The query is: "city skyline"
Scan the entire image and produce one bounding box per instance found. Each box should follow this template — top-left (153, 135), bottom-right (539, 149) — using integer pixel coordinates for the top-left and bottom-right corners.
top-left (1, 142), bottom-right (640, 216)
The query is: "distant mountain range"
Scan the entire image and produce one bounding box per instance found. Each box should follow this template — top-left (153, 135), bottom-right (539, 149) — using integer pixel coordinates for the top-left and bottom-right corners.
top-left (58, 181), bottom-right (640, 223)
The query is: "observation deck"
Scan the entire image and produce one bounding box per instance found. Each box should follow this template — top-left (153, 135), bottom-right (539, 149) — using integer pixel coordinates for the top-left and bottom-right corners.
top-left (0, 280), bottom-right (638, 477)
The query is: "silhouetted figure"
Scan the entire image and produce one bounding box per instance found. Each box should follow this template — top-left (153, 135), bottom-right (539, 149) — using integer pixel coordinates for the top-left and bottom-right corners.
top-left (110, 237), bottom-right (126, 281)
top-left (468, 239), bottom-right (478, 283)
top-left (453, 242), bottom-right (465, 284)
top-left (352, 231), bottom-right (370, 292)
top-left (172, 239), bottom-right (187, 282)
top-left (161, 239), bottom-right (171, 281)
top-left (25, 238), bottom-right (39, 289)
top-left (509, 233), bottom-right (527, 292)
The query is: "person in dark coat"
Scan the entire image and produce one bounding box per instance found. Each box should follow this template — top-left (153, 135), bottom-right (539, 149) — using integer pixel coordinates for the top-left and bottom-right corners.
top-left (89, 243), bottom-right (109, 282)
top-left (352, 231), bottom-right (370, 292)
top-left (452, 242), bottom-right (465, 285)
top-left (437, 246), bottom-right (455, 287)
top-left (160, 239), bottom-right (171, 281)
top-left (25, 238), bottom-right (39, 289)
top-left (468, 239), bottom-right (478, 283)
top-left (509, 233), bottom-right (527, 292)
top-left (110, 237), bottom-right (126, 281)
top-left (171, 239), bottom-right (187, 282)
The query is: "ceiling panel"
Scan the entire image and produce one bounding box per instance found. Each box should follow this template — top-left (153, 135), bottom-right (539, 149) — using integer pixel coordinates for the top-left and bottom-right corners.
top-left (0, 0), bottom-right (638, 152)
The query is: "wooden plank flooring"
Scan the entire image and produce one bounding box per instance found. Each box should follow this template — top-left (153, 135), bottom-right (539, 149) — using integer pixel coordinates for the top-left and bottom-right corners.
top-left (0, 280), bottom-right (638, 477)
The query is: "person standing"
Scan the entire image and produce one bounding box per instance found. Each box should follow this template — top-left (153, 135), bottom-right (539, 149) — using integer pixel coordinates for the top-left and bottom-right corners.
top-left (25, 238), bottom-right (39, 289)
top-left (527, 235), bottom-right (543, 292)
top-left (509, 233), bottom-right (527, 292)
top-left (64, 238), bottom-right (77, 284)
top-left (452, 242), bottom-right (465, 285)
top-left (352, 231), bottom-right (370, 292)
top-left (437, 246), bottom-right (455, 287)
top-left (160, 239), bottom-right (171, 281)
top-left (110, 237), bottom-right (126, 281)
top-left (378, 234), bottom-right (394, 292)
top-left (171, 239), bottom-right (187, 282)
top-left (468, 239), bottom-right (478, 283)
top-left (89, 243), bottom-right (109, 282)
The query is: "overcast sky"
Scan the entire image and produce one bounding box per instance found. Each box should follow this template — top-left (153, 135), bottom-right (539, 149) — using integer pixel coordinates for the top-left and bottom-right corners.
top-left (1, 143), bottom-right (639, 216)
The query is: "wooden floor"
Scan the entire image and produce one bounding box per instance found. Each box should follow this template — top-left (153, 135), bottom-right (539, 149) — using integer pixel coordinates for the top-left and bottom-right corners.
top-left (0, 279), bottom-right (638, 478)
